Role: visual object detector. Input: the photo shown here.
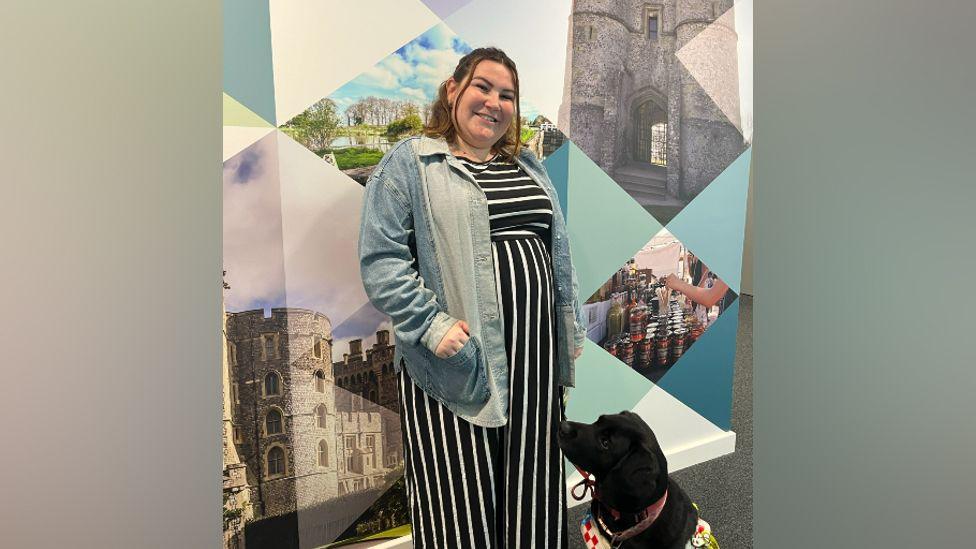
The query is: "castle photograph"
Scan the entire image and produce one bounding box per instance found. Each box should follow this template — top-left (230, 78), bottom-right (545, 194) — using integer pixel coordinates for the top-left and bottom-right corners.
top-left (560, 0), bottom-right (752, 224)
top-left (222, 128), bottom-right (410, 548)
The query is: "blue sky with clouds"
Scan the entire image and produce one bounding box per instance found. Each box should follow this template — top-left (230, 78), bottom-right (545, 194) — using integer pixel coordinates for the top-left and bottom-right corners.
top-left (329, 22), bottom-right (540, 123)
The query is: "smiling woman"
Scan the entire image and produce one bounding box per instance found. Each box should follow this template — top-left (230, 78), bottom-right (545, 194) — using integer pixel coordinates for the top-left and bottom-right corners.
top-left (424, 48), bottom-right (522, 163)
top-left (358, 47), bottom-right (588, 548)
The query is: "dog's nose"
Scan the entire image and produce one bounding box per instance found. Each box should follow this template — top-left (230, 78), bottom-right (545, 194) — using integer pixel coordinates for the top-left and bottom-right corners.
top-left (559, 421), bottom-right (575, 439)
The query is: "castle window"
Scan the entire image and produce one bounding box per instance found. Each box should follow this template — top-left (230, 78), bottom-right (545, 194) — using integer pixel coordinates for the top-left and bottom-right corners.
top-left (588, 25), bottom-right (594, 40)
top-left (651, 122), bottom-right (668, 165)
top-left (233, 425), bottom-right (243, 444)
top-left (318, 440), bottom-right (329, 467)
top-left (644, 5), bottom-right (662, 40)
top-left (262, 334), bottom-right (277, 360)
top-left (647, 15), bottom-right (658, 39)
top-left (267, 446), bottom-right (285, 476)
top-left (316, 404), bottom-right (328, 428)
top-left (264, 372), bottom-right (281, 397)
top-left (315, 370), bottom-right (326, 393)
top-left (232, 382), bottom-right (240, 404)
top-left (313, 335), bottom-right (322, 359)
top-left (265, 409), bottom-right (282, 435)
top-left (365, 435), bottom-right (375, 449)
top-left (345, 435), bottom-right (356, 472)
top-left (228, 341), bottom-right (237, 365)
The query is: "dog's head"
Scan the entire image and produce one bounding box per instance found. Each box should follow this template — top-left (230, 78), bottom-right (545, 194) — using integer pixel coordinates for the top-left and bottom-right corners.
top-left (558, 411), bottom-right (669, 512)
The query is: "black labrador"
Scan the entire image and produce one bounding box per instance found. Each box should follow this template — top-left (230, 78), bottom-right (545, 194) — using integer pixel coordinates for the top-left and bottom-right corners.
top-left (558, 411), bottom-right (711, 548)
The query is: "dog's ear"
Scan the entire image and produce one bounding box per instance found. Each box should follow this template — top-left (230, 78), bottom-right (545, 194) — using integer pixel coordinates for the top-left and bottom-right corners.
top-left (597, 446), bottom-right (663, 512)
top-left (615, 411), bottom-right (663, 459)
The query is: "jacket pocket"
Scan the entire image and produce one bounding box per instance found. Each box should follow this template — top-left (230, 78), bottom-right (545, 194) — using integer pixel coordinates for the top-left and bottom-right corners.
top-left (424, 337), bottom-right (490, 407)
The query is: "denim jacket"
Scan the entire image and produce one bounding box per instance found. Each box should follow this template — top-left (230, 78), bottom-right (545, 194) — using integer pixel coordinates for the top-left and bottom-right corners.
top-left (358, 135), bottom-right (586, 427)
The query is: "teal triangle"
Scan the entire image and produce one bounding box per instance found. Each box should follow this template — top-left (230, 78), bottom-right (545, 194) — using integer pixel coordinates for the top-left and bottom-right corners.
top-left (657, 299), bottom-right (739, 431)
top-left (543, 142), bottom-right (570, 220)
top-left (666, 147), bottom-right (751, 293)
top-left (565, 339), bottom-right (652, 424)
top-left (564, 142), bottom-right (663, 297)
top-left (224, 0), bottom-right (277, 125)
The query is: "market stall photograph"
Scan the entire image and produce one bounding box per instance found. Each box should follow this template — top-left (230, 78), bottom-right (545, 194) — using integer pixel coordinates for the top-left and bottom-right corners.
top-left (583, 228), bottom-right (737, 383)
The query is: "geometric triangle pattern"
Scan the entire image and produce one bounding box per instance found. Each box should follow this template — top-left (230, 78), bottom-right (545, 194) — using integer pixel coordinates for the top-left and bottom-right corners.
top-left (566, 379), bottom-right (735, 502)
top-left (268, 0), bottom-right (441, 125)
top-left (561, 141), bottom-right (663, 298)
top-left (419, 0), bottom-right (477, 19)
top-left (629, 382), bottom-right (736, 471)
top-left (565, 338), bottom-right (653, 425)
top-left (224, 0), bottom-right (277, 125)
top-left (675, 4), bottom-right (743, 134)
top-left (275, 131), bottom-right (371, 330)
top-left (666, 147), bottom-right (751, 293)
top-left (223, 126), bottom-right (277, 163)
top-left (657, 299), bottom-right (739, 431)
top-left (224, 92), bottom-right (274, 127)
top-left (542, 142), bottom-right (570, 218)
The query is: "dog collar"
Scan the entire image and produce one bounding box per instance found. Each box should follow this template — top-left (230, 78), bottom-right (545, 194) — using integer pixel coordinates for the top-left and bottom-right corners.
top-left (572, 465), bottom-right (668, 542)
top-left (593, 489), bottom-right (668, 544)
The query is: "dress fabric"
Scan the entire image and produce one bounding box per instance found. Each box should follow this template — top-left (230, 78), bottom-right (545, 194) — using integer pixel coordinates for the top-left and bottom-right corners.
top-left (398, 155), bottom-right (567, 548)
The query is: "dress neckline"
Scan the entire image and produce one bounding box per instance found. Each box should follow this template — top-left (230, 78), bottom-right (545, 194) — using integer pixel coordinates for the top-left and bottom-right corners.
top-left (454, 153), bottom-right (498, 165)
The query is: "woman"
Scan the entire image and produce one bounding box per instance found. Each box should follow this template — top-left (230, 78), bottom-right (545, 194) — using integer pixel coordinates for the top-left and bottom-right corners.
top-left (358, 47), bottom-right (585, 548)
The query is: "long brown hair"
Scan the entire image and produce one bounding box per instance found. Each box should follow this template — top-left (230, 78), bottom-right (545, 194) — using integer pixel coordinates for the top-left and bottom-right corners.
top-left (424, 47), bottom-right (523, 160)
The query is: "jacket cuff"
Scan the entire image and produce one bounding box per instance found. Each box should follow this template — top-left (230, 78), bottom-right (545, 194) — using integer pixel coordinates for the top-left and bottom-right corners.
top-left (420, 311), bottom-right (458, 354)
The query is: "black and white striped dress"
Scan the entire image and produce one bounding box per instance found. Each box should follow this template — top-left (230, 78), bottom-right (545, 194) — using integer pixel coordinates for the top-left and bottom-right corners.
top-left (398, 155), bottom-right (567, 548)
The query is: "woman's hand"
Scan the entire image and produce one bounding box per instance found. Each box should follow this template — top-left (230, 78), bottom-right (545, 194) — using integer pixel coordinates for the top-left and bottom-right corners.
top-left (663, 273), bottom-right (681, 290)
top-left (435, 320), bottom-right (470, 358)
top-left (574, 346), bottom-right (583, 360)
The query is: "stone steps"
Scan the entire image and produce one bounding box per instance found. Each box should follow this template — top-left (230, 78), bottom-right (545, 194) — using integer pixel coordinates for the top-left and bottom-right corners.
top-left (613, 163), bottom-right (669, 204)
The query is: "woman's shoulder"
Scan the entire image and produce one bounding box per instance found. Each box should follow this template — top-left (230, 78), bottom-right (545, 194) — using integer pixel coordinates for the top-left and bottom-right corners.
top-left (372, 136), bottom-right (422, 180)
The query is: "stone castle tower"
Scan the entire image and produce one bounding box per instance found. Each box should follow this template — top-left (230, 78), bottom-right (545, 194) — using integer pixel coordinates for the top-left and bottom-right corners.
top-left (561, 0), bottom-right (745, 209)
top-left (225, 308), bottom-right (340, 519)
top-left (225, 308), bottom-right (404, 547)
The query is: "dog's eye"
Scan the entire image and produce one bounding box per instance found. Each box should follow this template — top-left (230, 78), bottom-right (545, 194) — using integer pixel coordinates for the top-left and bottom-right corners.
top-left (600, 436), bottom-right (610, 449)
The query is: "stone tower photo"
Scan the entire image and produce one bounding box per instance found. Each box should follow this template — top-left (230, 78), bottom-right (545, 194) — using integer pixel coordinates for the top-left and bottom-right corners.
top-left (224, 308), bottom-right (404, 548)
top-left (561, 0), bottom-right (746, 223)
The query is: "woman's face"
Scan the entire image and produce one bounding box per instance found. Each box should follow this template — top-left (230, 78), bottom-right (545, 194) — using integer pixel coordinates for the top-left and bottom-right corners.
top-left (447, 60), bottom-right (517, 153)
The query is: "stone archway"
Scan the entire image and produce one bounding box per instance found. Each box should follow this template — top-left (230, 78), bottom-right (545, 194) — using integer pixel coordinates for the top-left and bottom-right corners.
top-left (628, 89), bottom-right (669, 166)
top-left (612, 87), bottom-right (672, 206)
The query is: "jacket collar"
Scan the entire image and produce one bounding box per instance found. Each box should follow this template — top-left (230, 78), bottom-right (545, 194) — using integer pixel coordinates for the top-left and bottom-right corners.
top-left (416, 135), bottom-right (452, 158)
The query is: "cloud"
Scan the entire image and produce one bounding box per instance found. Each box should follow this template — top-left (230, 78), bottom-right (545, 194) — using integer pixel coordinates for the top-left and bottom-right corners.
top-left (330, 24), bottom-right (466, 105)
top-left (401, 87), bottom-right (429, 101)
top-left (222, 132), bottom-right (287, 312)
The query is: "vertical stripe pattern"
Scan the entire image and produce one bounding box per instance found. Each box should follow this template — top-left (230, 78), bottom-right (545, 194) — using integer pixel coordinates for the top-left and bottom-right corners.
top-left (396, 156), bottom-right (567, 548)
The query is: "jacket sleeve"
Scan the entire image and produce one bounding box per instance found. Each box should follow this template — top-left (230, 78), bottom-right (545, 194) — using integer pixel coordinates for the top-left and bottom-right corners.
top-left (570, 244), bottom-right (587, 349)
top-left (358, 172), bottom-right (458, 354)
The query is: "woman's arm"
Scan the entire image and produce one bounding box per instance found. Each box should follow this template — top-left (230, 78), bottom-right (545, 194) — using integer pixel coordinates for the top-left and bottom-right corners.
top-left (358, 173), bottom-right (458, 354)
top-left (664, 273), bottom-right (729, 308)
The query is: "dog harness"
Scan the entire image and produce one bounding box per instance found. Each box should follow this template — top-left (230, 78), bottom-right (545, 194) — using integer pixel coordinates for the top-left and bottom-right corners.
top-left (573, 466), bottom-right (718, 548)
top-left (579, 508), bottom-right (718, 548)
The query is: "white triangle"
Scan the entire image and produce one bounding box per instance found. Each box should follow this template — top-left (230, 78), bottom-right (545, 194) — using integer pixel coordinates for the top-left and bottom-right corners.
top-left (223, 126), bottom-right (276, 162)
top-left (675, 4), bottom-right (744, 134)
top-left (269, 0), bottom-right (440, 125)
top-left (274, 131), bottom-right (371, 329)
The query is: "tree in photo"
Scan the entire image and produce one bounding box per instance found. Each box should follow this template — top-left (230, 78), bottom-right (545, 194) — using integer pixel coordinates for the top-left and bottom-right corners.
top-left (285, 98), bottom-right (341, 152)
